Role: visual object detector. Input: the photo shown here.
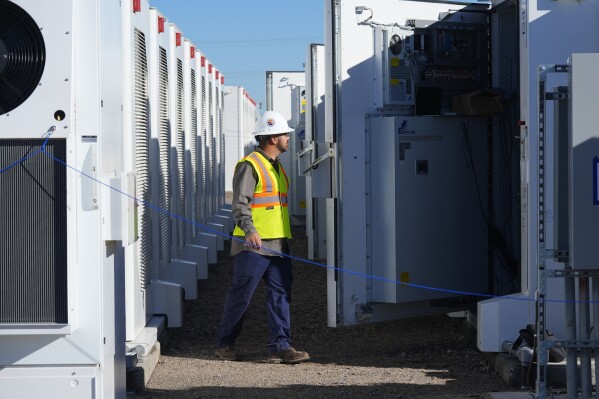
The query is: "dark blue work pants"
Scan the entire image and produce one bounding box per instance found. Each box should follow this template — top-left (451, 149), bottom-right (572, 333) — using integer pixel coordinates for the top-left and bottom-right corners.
top-left (216, 250), bottom-right (293, 353)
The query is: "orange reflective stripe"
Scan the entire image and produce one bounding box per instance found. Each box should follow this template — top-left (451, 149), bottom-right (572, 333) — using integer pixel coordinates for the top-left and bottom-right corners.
top-left (251, 203), bottom-right (288, 208)
top-left (250, 202), bottom-right (287, 208)
top-left (233, 151), bottom-right (291, 239)
top-left (241, 151), bottom-right (290, 206)
top-left (254, 191), bottom-right (281, 197)
top-left (245, 156), bottom-right (268, 194)
top-left (252, 194), bottom-right (280, 205)
top-left (248, 153), bottom-right (274, 193)
top-left (251, 195), bottom-right (287, 205)
top-left (279, 165), bottom-right (289, 188)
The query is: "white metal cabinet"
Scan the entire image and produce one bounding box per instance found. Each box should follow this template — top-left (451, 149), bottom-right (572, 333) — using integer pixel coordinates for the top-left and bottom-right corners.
top-left (0, 1), bottom-right (126, 397)
top-left (366, 116), bottom-right (488, 304)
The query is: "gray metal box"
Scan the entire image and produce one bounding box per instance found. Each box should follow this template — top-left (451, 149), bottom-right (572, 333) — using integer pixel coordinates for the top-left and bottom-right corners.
top-left (569, 53), bottom-right (599, 269)
top-left (366, 115), bottom-right (488, 303)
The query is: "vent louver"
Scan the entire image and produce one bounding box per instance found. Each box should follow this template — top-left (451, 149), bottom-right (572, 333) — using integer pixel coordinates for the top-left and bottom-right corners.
top-left (190, 69), bottom-right (198, 236)
top-left (176, 59), bottom-right (185, 249)
top-left (0, 139), bottom-right (67, 324)
top-left (208, 80), bottom-right (214, 214)
top-left (133, 28), bottom-right (151, 289)
top-left (158, 46), bottom-right (171, 268)
top-left (200, 75), bottom-right (207, 222)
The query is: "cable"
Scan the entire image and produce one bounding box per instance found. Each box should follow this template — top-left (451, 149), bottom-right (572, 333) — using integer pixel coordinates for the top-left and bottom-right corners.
top-left (1, 145), bottom-right (595, 305)
top-left (355, 6), bottom-right (413, 30)
top-left (459, 115), bottom-right (488, 225)
top-left (459, 116), bottom-right (520, 284)
top-left (0, 149), bottom-right (42, 174)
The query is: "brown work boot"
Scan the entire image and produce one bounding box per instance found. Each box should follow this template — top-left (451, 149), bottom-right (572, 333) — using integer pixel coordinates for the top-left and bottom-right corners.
top-left (215, 346), bottom-right (239, 361)
top-left (266, 347), bottom-right (310, 364)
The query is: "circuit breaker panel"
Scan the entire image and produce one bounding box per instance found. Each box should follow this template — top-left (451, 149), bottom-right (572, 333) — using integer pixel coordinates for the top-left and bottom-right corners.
top-left (366, 115), bottom-right (488, 304)
top-left (412, 20), bottom-right (488, 92)
top-left (375, 19), bottom-right (488, 113)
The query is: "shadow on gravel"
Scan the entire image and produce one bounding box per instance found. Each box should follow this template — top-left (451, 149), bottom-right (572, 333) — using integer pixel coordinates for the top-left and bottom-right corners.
top-left (161, 226), bottom-right (490, 369)
top-left (133, 225), bottom-right (509, 398)
top-left (134, 382), bottom-right (498, 399)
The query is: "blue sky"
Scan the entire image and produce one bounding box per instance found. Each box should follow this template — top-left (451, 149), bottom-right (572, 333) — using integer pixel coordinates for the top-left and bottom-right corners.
top-left (150, 0), bottom-right (325, 109)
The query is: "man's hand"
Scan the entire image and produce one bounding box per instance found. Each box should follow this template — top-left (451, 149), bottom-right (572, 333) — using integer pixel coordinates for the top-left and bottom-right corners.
top-left (245, 232), bottom-right (262, 249)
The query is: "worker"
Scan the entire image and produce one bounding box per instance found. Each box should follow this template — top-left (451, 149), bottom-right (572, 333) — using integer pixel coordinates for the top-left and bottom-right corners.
top-left (215, 110), bottom-right (310, 364)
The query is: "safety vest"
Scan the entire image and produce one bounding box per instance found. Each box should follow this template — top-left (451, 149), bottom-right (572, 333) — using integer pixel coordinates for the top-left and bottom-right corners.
top-left (232, 151), bottom-right (292, 239)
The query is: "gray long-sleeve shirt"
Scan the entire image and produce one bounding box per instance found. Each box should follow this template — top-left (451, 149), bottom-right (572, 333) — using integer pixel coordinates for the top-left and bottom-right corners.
top-left (230, 148), bottom-right (290, 257)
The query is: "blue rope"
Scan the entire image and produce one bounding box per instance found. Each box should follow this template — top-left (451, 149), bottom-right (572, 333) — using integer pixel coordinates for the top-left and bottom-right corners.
top-left (0, 127), bottom-right (55, 174)
top-left (0, 149), bottom-right (43, 174)
top-left (42, 151), bottom-right (231, 240)
top-left (40, 126), bottom-right (56, 152)
top-left (0, 148), bottom-right (585, 305)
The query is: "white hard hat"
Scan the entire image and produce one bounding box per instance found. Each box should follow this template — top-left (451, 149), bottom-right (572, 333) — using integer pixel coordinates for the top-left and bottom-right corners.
top-left (252, 111), bottom-right (293, 137)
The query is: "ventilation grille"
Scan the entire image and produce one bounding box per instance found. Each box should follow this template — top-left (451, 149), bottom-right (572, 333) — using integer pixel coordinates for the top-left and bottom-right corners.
top-left (133, 28), bottom-right (151, 289)
top-left (0, 139), bottom-right (67, 324)
top-left (220, 91), bottom-right (225, 205)
top-left (219, 108), bottom-right (225, 208)
top-left (208, 81), bottom-right (214, 215)
top-left (158, 47), bottom-right (171, 269)
top-left (200, 75), bottom-right (207, 222)
top-left (176, 59), bottom-right (185, 249)
top-left (190, 69), bottom-right (198, 237)
top-left (215, 87), bottom-right (221, 209)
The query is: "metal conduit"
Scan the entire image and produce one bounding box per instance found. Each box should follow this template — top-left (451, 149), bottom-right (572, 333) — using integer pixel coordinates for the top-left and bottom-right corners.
top-left (565, 272), bottom-right (578, 399)
top-left (593, 277), bottom-right (599, 398)
top-left (579, 278), bottom-right (592, 398)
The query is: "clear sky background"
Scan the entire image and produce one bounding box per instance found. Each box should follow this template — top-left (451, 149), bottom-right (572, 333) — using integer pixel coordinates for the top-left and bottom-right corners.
top-left (150, 0), bottom-right (325, 110)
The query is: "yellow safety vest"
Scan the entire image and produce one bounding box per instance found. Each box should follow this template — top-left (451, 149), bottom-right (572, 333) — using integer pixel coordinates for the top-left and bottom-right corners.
top-left (232, 151), bottom-right (292, 239)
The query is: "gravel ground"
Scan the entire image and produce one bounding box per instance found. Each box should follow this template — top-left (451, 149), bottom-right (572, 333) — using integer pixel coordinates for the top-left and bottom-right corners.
top-left (132, 225), bottom-right (511, 399)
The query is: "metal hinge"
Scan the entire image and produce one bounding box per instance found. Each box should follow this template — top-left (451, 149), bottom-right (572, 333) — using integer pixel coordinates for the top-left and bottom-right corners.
top-left (303, 147), bottom-right (336, 174)
top-left (295, 143), bottom-right (313, 160)
top-left (545, 92), bottom-right (569, 100)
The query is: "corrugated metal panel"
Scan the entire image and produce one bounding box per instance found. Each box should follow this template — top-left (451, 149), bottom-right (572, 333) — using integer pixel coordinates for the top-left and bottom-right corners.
top-left (190, 69), bottom-right (198, 237)
top-left (176, 59), bottom-right (185, 249)
top-left (0, 139), bottom-right (67, 323)
top-left (158, 46), bottom-right (171, 269)
top-left (134, 28), bottom-right (151, 290)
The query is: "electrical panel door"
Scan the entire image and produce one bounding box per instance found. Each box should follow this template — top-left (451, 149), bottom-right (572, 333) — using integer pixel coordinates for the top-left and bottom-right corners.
top-left (569, 54), bottom-right (599, 269)
top-left (366, 115), bottom-right (488, 304)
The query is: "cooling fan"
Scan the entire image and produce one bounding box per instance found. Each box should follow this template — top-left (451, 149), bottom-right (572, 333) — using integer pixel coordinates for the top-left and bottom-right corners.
top-left (0, 0), bottom-right (46, 116)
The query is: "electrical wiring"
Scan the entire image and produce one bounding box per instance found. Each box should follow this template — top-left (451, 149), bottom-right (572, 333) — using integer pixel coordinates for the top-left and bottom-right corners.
top-left (459, 116), bottom-right (520, 286)
top-left (355, 6), bottom-right (413, 30)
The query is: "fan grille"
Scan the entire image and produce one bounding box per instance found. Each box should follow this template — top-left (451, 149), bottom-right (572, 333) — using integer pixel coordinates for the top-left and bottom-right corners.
top-left (0, 0), bottom-right (46, 116)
